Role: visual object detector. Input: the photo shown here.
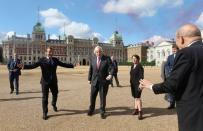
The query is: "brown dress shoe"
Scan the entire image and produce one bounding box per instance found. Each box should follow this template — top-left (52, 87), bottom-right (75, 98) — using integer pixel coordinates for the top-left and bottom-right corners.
top-left (138, 111), bottom-right (143, 120)
top-left (132, 109), bottom-right (138, 115)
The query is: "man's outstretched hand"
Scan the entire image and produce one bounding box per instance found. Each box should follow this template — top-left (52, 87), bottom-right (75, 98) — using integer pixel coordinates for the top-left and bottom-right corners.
top-left (139, 79), bottom-right (154, 90)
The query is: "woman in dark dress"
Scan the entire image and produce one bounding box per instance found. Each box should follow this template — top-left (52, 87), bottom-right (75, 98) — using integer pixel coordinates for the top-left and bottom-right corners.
top-left (130, 55), bottom-right (144, 120)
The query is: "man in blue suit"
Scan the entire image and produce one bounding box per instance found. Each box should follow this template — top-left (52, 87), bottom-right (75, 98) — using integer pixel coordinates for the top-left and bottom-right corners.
top-left (165, 44), bottom-right (179, 109)
top-left (7, 53), bottom-right (21, 95)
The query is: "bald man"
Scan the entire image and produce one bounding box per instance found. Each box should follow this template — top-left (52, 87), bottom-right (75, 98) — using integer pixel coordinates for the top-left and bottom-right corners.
top-left (140, 24), bottom-right (203, 131)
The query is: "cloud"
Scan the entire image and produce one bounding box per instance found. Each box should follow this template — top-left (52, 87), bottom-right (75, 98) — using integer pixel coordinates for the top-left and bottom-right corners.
top-left (144, 35), bottom-right (169, 44)
top-left (103, 0), bottom-right (183, 17)
top-left (50, 34), bottom-right (58, 39)
top-left (196, 12), bottom-right (203, 28)
top-left (40, 8), bottom-right (70, 28)
top-left (40, 8), bottom-right (105, 41)
top-left (0, 31), bottom-right (27, 44)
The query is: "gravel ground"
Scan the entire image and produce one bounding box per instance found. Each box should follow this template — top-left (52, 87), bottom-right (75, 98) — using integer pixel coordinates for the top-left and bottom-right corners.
top-left (0, 65), bottom-right (178, 131)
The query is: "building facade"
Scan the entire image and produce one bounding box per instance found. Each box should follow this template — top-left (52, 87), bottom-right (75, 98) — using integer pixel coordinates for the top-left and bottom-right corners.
top-left (0, 45), bottom-right (3, 63)
top-left (127, 41), bottom-right (153, 62)
top-left (147, 40), bottom-right (175, 66)
top-left (2, 22), bottom-right (127, 65)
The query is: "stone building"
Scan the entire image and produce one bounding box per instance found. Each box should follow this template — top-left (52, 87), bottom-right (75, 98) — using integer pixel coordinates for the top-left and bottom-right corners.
top-left (147, 40), bottom-right (175, 66)
top-left (2, 22), bottom-right (127, 65)
top-left (127, 42), bottom-right (152, 62)
top-left (0, 44), bottom-right (3, 62)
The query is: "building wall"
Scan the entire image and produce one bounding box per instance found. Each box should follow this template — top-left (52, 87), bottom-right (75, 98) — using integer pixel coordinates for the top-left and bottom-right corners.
top-left (0, 45), bottom-right (3, 62)
top-left (147, 41), bottom-right (174, 66)
top-left (2, 35), bottom-right (127, 65)
top-left (127, 45), bottom-right (147, 62)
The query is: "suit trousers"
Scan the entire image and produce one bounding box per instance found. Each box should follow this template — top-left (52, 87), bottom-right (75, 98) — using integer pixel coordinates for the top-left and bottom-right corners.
top-left (9, 75), bottom-right (19, 92)
top-left (89, 81), bottom-right (109, 113)
top-left (41, 83), bottom-right (58, 114)
top-left (110, 74), bottom-right (119, 86)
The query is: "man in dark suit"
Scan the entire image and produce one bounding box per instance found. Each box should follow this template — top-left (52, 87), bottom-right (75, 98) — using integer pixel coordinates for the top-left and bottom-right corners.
top-left (140, 24), bottom-right (203, 131)
top-left (7, 53), bottom-right (21, 95)
top-left (88, 46), bottom-right (114, 119)
top-left (20, 47), bottom-right (74, 120)
top-left (165, 44), bottom-right (179, 109)
top-left (110, 56), bottom-right (120, 87)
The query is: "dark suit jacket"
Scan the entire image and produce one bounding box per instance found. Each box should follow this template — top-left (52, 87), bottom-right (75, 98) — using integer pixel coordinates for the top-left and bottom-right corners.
top-left (152, 41), bottom-right (203, 131)
top-left (24, 57), bottom-right (74, 85)
top-left (130, 63), bottom-right (144, 85)
top-left (7, 58), bottom-right (21, 76)
top-left (88, 55), bottom-right (114, 86)
top-left (165, 53), bottom-right (175, 77)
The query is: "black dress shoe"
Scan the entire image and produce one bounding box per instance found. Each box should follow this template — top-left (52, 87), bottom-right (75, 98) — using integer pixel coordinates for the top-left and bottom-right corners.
top-left (132, 109), bottom-right (138, 115)
top-left (167, 103), bottom-right (175, 109)
top-left (16, 92), bottom-right (19, 95)
top-left (87, 110), bottom-right (93, 116)
top-left (138, 111), bottom-right (143, 120)
top-left (43, 113), bottom-right (48, 120)
top-left (53, 105), bottom-right (58, 112)
top-left (10, 90), bottom-right (14, 94)
top-left (100, 113), bottom-right (106, 119)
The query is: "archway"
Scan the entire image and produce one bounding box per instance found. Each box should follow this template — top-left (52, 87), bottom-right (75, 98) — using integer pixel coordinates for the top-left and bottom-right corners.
top-left (82, 59), bottom-right (86, 65)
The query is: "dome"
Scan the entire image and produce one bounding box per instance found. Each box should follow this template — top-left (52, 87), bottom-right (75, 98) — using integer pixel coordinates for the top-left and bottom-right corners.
top-left (110, 31), bottom-right (122, 42)
top-left (93, 37), bottom-right (99, 42)
top-left (68, 35), bottom-right (74, 39)
top-left (33, 22), bottom-right (45, 33)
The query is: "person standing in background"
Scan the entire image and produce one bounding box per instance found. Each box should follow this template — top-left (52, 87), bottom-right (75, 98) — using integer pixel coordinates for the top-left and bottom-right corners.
top-left (110, 56), bottom-right (120, 87)
top-left (7, 53), bottom-right (22, 95)
top-left (165, 44), bottom-right (179, 109)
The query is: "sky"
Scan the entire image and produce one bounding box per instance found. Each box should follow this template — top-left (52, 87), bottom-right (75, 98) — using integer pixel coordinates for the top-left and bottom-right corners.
top-left (0, 0), bottom-right (203, 45)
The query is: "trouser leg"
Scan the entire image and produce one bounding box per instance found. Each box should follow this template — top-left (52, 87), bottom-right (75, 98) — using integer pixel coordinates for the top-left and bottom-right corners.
top-left (41, 85), bottom-right (49, 114)
top-left (114, 75), bottom-right (120, 86)
top-left (50, 84), bottom-right (58, 107)
top-left (168, 93), bottom-right (175, 107)
top-left (99, 84), bottom-right (108, 113)
top-left (14, 76), bottom-right (19, 93)
top-left (89, 84), bottom-right (99, 111)
top-left (110, 77), bottom-right (113, 87)
top-left (9, 76), bottom-right (14, 91)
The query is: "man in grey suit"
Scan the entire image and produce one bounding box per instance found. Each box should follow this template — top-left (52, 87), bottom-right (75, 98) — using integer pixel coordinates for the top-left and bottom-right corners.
top-left (140, 24), bottom-right (203, 131)
top-left (88, 46), bottom-right (114, 119)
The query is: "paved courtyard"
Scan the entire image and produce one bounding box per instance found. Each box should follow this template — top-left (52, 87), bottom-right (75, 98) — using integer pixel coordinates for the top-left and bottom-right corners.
top-left (0, 65), bottom-right (178, 131)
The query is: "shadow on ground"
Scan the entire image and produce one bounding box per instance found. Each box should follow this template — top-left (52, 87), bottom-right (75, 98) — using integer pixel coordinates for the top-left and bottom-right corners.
top-left (48, 106), bottom-right (176, 119)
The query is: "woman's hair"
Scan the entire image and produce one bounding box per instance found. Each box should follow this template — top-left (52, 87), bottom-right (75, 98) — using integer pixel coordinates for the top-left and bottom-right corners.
top-left (132, 54), bottom-right (140, 62)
